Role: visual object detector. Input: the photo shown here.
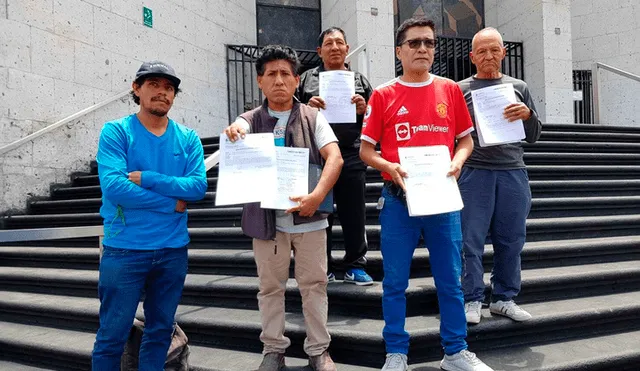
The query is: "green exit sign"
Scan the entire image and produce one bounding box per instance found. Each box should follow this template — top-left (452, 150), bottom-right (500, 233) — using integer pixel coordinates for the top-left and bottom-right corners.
top-left (143, 7), bottom-right (153, 28)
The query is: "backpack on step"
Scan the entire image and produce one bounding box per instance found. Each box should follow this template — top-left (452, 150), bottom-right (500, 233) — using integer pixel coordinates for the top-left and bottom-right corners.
top-left (121, 318), bottom-right (190, 371)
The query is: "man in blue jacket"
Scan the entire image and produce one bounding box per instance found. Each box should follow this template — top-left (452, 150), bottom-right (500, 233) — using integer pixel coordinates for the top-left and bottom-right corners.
top-left (92, 61), bottom-right (208, 370)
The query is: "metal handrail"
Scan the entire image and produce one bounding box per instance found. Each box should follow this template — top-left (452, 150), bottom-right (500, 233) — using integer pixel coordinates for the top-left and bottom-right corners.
top-left (205, 151), bottom-right (220, 171)
top-left (345, 43), bottom-right (370, 80)
top-left (0, 225), bottom-right (103, 243)
top-left (592, 62), bottom-right (640, 124)
top-left (0, 90), bottom-right (130, 156)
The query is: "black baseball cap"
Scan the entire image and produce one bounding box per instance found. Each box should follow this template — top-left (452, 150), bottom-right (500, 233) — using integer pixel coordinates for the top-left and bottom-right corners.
top-left (134, 60), bottom-right (181, 88)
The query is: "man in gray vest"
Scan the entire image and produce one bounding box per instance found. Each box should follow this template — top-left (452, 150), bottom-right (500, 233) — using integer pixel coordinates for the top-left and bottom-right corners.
top-left (457, 27), bottom-right (542, 325)
top-left (224, 45), bottom-right (342, 371)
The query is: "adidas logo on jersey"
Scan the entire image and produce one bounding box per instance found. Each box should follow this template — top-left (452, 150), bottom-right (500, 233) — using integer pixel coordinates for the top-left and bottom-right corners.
top-left (396, 106), bottom-right (409, 116)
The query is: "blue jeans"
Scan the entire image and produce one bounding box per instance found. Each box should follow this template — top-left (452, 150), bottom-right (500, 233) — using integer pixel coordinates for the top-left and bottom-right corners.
top-left (92, 245), bottom-right (188, 371)
top-left (379, 187), bottom-right (467, 356)
top-left (459, 167), bottom-right (531, 303)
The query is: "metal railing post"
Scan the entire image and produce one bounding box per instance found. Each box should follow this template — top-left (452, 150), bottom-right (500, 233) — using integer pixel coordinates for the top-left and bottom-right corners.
top-left (592, 63), bottom-right (600, 125)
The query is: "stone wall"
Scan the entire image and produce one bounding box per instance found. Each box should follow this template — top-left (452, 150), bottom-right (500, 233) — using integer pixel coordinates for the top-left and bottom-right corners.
top-left (0, 0), bottom-right (256, 214)
top-left (485, 0), bottom-right (574, 125)
top-left (571, 0), bottom-right (640, 126)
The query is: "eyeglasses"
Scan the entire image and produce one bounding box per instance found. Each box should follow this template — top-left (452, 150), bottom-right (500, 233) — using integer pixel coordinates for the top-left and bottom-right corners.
top-left (400, 38), bottom-right (437, 49)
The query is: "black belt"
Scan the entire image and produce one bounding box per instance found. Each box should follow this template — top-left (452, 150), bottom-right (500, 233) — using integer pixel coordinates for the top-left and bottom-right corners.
top-left (383, 180), bottom-right (406, 200)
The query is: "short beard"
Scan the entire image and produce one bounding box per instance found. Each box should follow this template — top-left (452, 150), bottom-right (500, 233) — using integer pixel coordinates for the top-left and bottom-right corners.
top-left (149, 108), bottom-right (169, 117)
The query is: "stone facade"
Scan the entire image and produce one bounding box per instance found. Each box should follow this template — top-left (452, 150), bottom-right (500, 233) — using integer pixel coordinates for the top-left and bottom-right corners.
top-left (485, 0), bottom-right (574, 125)
top-left (0, 0), bottom-right (256, 213)
top-left (571, 0), bottom-right (640, 126)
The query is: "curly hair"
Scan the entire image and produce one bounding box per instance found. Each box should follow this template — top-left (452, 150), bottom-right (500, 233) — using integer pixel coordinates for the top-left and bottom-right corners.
top-left (255, 45), bottom-right (300, 76)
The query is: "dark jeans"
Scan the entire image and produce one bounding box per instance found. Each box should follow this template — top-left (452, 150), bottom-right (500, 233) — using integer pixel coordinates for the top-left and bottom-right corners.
top-left (326, 149), bottom-right (368, 273)
top-left (92, 245), bottom-right (188, 371)
top-left (458, 167), bottom-right (532, 303)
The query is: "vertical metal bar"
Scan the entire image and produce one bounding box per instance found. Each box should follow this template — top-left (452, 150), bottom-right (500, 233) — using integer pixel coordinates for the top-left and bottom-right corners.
top-left (592, 63), bottom-right (600, 124)
top-left (241, 46), bottom-right (247, 112)
top-left (250, 46), bottom-right (256, 109)
top-left (226, 46), bottom-right (231, 124)
top-left (453, 38), bottom-right (459, 80)
top-left (520, 43), bottom-right (524, 80)
top-left (235, 48), bottom-right (240, 118)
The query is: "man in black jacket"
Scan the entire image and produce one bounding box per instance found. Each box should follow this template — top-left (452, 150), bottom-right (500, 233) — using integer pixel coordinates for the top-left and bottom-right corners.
top-left (297, 27), bottom-right (374, 285)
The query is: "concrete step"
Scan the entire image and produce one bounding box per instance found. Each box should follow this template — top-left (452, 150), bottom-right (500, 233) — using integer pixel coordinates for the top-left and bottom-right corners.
top-left (522, 152), bottom-right (640, 165)
top-left (522, 140), bottom-right (640, 153)
top-left (1, 258), bottom-right (639, 318)
top-left (0, 360), bottom-right (55, 371)
top-left (30, 180), bottom-right (640, 216)
top-left (189, 332), bottom-right (640, 371)
top-left (2, 235), bottom-right (638, 277)
top-left (67, 164), bottom-right (640, 189)
top-left (184, 215), bottom-right (640, 246)
top-left (540, 123), bottom-right (640, 134)
top-left (1, 291), bottom-right (640, 366)
top-left (51, 170), bottom-right (640, 200)
top-left (3, 214), bottom-right (640, 248)
top-left (9, 196), bottom-right (640, 231)
top-left (2, 318), bottom-right (639, 371)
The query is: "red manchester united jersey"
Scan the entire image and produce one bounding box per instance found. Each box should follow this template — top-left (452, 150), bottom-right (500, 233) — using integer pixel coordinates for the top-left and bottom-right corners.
top-left (361, 75), bottom-right (474, 181)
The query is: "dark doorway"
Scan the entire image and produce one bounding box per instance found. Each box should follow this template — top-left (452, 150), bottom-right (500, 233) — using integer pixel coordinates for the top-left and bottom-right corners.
top-left (256, 0), bottom-right (321, 50)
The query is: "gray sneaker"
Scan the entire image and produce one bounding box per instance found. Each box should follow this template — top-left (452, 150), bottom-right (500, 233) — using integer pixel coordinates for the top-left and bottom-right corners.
top-left (257, 352), bottom-right (285, 371)
top-left (381, 353), bottom-right (408, 371)
top-left (441, 350), bottom-right (493, 371)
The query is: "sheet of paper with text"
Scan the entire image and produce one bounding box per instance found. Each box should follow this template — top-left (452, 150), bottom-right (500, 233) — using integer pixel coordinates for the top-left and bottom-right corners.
top-left (215, 133), bottom-right (277, 206)
top-left (471, 83), bottom-right (525, 147)
top-left (398, 145), bottom-right (463, 216)
top-left (319, 70), bottom-right (356, 124)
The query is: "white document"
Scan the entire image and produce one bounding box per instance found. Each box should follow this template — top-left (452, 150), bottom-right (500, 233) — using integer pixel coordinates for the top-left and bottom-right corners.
top-left (471, 83), bottom-right (526, 147)
top-left (319, 70), bottom-right (356, 124)
top-left (398, 146), bottom-right (463, 217)
top-left (215, 133), bottom-right (277, 206)
top-left (260, 147), bottom-right (309, 210)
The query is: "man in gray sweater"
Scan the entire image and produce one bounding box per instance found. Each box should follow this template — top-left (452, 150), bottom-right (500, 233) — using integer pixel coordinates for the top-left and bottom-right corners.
top-left (457, 27), bottom-right (542, 325)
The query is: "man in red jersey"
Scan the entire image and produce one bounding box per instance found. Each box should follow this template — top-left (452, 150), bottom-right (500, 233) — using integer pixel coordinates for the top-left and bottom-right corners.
top-left (359, 17), bottom-right (493, 371)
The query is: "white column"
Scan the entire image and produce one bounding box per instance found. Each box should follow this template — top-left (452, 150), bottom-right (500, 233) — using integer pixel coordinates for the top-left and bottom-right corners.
top-left (485, 0), bottom-right (574, 124)
top-left (321, 0), bottom-right (395, 87)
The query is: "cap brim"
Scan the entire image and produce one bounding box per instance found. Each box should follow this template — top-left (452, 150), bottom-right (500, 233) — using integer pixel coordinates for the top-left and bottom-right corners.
top-left (135, 72), bottom-right (181, 89)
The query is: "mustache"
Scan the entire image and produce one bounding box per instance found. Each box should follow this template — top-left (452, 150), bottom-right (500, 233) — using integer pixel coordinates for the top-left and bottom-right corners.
top-left (152, 96), bottom-right (170, 104)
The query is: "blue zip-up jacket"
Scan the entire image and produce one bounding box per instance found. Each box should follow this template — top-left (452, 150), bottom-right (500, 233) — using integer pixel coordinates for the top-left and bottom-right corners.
top-left (97, 114), bottom-right (208, 249)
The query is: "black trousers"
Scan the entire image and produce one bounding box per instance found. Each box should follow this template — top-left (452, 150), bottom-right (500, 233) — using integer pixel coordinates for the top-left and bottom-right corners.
top-left (326, 149), bottom-right (368, 273)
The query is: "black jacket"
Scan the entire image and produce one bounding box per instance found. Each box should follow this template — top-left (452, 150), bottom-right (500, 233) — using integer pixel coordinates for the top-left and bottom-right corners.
top-left (296, 65), bottom-right (373, 150)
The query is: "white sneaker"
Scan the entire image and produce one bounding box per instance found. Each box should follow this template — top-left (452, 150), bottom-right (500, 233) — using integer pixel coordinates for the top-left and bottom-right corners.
top-left (465, 301), bottom-right (482, 324)
top-left (441, 350), bottom-right (493, 371)
top-left (381, 353), bottom-right (408, 371)
top-left (489, 300), bottom-right (532, 322)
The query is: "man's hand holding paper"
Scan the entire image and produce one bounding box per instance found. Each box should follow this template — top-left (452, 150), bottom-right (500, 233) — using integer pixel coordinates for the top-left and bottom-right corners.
top-left (471, 83), bottom-right (526, 147)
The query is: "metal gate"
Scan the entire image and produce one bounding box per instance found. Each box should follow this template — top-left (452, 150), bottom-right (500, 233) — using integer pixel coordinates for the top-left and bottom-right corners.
top-left (395, 37), bottom-right (525, 81)
top-left (573, 70), bottom-right (593, 124)
top-left (226, 45), bottom-right (321, 121)
top-left (227, 37), bottom-right (525, 121)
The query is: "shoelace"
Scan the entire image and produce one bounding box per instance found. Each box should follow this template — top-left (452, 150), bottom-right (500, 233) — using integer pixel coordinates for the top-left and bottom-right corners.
top-left (501, 301), bottom-right (520, 314)
top-left (386, 354), bottom-right (406, 368)
top-left (460, 350), bottom-right (482, 365)
top-left (467, 301), bottom-right (482, 312)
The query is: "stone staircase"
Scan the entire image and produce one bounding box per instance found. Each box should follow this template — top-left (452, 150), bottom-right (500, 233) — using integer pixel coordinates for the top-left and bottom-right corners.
top-left (1, 124), bottom-right (640, 370)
